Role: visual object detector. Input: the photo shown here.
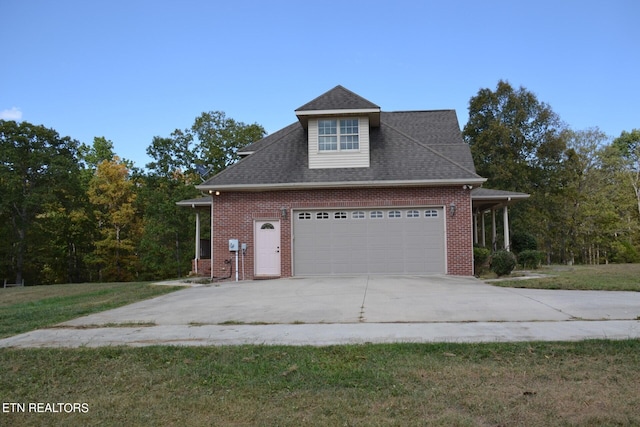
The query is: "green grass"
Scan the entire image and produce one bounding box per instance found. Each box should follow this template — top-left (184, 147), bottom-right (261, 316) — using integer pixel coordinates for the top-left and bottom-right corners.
top-left (1, 341), bottom-right (639, 426)
top-left (0, 282), bottom-right (182, 338)
top-left (493, 263), bottom-right (640, 291)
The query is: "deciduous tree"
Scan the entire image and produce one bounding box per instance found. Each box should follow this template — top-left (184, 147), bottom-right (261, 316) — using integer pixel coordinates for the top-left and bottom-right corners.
top-left (0, 120), bottom-right (82, 285)
top-left (87, 157), bottom-right (140, 281)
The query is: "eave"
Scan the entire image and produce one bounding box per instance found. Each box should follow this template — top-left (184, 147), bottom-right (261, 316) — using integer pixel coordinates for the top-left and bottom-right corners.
top-left (295, 108), bottom-right (381, 129)
top-left (196, 177), bottom-right (487, 193)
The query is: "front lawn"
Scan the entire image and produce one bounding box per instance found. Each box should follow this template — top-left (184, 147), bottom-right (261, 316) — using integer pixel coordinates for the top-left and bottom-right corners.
top-left (492, 263), bottom-right (640, 291)
top-left (0, 282), bottom-right (182, 339)
top-left (1, 341), bottom-right (639, 426)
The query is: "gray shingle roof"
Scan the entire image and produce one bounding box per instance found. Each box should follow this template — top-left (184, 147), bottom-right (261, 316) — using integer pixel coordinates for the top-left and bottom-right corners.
top-left (295, 85), bottom-right (380, 111)
top-left (198, 109), bottom-right (485, 191)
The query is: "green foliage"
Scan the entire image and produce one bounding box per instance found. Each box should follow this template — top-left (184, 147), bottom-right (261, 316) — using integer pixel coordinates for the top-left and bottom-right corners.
top-left (463, 80), bottom-right (566, 194)
top-left (146, 110), bottom-right (266, 178)
top-left (490, 250), bottom-right (517, 276)
top-left (0, 120), bottom-right (84, 285)
top-left (473, 247), bottom-right (491, 275)
top-left (517, 250), bottom-right (546, 269)
top-left (135, 174), bottom-right (199, 280)
top-left (511, 231), bottom-right (537, 253)
top-left (610, 240), bottom-right (640, 264)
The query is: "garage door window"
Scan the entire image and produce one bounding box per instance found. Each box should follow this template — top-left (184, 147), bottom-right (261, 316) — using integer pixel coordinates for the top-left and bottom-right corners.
top-left (316, 212), bottom-right (329, 220)
top-left (388, 210), bottom-right (401, 218)
top-left (352, 211), bottom-right (365, 219)
top-left (334, 212), bottom-right (347, 219)
top-left (370, 211), bottom-right (383, 219)
top-left (407, 210), bottom-right (420, 218)
top-left (298, 212), bottom-right (311, 220)
top-left (425, 210), bottom-right (438, 217)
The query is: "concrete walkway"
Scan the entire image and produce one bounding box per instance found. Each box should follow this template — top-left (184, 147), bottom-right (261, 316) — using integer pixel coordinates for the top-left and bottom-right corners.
top-left (1, 275), bottom-right (639, 347)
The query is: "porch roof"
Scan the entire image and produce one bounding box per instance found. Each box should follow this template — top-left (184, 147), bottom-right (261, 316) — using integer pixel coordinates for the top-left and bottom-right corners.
top-left (471, 188), bottom-right (530, 212)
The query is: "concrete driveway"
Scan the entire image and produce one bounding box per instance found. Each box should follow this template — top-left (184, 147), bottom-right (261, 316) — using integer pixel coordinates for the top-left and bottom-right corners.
top-left (1, 275), bottom-right (639, 347)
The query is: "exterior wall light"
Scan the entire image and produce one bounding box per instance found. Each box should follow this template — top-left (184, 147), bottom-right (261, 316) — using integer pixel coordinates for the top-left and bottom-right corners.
top-left (281, 207), bottom-right (288, 219)
top-left (449, 203), bottom-right (456, 216)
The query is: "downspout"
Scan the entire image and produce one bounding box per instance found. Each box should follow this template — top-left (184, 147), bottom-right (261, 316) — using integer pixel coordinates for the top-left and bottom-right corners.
top-left (210, 194), bottom-right (214, 280)
top-left (194, 210), bottom-right (200, 275)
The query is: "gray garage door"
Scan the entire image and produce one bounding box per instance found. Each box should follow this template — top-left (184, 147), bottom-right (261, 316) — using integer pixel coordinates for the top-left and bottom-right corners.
top-left (293, 208), bottom-right (445, 275)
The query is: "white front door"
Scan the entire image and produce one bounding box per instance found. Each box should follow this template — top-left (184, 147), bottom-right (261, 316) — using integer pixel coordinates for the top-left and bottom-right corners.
top-left (255, 220), bottom-right (281, 276)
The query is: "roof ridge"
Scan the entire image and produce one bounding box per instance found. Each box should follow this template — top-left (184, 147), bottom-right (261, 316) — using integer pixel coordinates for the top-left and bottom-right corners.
top-left (381, 120), bottom-right (481, 178)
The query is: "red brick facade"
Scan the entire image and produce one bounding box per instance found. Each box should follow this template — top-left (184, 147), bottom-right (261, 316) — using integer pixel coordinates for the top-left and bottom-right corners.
top-left (200, 186), bottom-right (473, 279)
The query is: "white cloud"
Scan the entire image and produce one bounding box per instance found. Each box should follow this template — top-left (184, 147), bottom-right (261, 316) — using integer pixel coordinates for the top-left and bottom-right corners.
top-left (0, 107), bottom-right (23, 120)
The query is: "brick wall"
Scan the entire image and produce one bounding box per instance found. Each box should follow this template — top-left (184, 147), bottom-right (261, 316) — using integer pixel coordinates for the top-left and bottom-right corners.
top-left (204, 186), bottom-right (473, 279)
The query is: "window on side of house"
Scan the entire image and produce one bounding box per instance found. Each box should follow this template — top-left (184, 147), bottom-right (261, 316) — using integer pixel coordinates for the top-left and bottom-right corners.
top-left (318, 119), bottom-right (359, 151)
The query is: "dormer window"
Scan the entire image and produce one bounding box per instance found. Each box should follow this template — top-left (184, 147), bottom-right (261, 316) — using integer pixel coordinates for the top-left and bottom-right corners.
top-left (318, 119), bottom-right (359, 151)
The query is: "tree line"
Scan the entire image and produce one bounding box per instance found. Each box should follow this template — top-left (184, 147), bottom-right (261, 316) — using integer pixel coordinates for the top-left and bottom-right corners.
top-left (1, 81), bottom-right (638, 285)
top-left (465, 80), bottom-right (640, 265)
top-left (0, 112), bottom-right (265, 285)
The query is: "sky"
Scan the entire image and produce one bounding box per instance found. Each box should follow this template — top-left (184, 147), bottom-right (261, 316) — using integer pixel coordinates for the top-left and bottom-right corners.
top-left (2, 0), bottom-right (638, 168)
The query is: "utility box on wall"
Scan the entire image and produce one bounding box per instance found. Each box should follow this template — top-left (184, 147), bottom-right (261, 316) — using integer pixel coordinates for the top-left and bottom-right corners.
top-left (228, 239), bottom-right (239, 252)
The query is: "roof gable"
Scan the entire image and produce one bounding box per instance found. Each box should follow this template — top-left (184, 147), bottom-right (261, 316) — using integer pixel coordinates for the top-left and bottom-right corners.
top-left (295, 85), bottom-right (381, 128)
top-left (295, 85), bottom-right (380, 111)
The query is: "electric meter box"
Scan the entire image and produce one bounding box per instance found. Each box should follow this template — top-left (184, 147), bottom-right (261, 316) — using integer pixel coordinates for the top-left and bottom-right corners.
top-left (228, 239), bottom-right (239, 252)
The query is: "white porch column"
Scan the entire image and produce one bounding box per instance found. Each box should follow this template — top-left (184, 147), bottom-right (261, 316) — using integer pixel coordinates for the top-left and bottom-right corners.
top-left (492, 209), bottom-right (497, 251)
top-left (481, 212), bottom-right (486, 247)
top-left (503, 205), bottom-right (510, 251)
top-left (194, 211), bottom-right (201, 274)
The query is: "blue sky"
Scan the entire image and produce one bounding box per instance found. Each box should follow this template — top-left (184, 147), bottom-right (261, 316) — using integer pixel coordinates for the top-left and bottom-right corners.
top-left (2, 0), bottom-right (638, 168)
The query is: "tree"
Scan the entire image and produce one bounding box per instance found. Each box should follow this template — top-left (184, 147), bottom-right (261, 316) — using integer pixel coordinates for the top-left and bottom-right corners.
top-left (139, 111), bottom-right (265, 280)
top-left (611, 129), bottom-right (640, 217)
top-left (146, 110), bottom-right (266, 178)
top-left (464, 80), bottom-right (567, 192)
top-left (560, 128), bottom-right (615, 263)
top-left (87, 157), bottom-right (140, 281)
top-left (0, 120), bottom-right (82, 285)
top-left (463, 81), bottom-right (569, 258)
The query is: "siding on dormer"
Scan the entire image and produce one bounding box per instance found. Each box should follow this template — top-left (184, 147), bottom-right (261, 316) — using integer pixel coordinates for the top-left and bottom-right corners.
top-left (308, 117), bottom-right (370, 169)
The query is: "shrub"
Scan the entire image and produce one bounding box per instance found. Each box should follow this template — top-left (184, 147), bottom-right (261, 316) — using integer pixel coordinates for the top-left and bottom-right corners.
top-left (518, 250), bottom-right (545, 269)
top-left (610, 241), bottom-right (640, 263)
top-left (490, 250), bottom-right (517, 276)
top-left (512, 231), bottom-right (537, 254)
top-left (473, 247), bottom-right (491, 276)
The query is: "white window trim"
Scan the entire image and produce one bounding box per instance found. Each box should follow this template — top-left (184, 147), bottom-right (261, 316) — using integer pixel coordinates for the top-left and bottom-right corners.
top-left (318, 119), bottom-right (360, 152)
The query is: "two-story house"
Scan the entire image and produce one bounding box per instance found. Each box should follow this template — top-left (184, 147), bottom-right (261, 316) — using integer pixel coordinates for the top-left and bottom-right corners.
top-left (179, 85), bottom-right (528, 279)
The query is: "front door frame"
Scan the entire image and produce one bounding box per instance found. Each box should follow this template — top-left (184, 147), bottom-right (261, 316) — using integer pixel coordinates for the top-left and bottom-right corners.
top-left (254, 219), bottom-right (281, 277)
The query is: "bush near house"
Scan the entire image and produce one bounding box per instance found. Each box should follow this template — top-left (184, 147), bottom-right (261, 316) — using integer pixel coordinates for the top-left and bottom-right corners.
top-left (490, 250), bottom-right (517, 276)
top-left (473, 247), bottom-right (491, 276)
top-left (518, 250), bottom-right (546, 269)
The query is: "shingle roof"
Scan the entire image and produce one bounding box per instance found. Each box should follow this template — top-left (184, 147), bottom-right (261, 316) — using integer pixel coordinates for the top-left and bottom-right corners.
top-left (295, 85), bottom-right (380, 111)
top-left (197, 109), bottom-right (485, 191)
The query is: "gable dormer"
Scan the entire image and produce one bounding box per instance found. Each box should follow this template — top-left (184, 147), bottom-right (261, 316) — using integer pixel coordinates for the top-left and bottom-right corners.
top-left (295, 85), bottom-right (380, 169)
